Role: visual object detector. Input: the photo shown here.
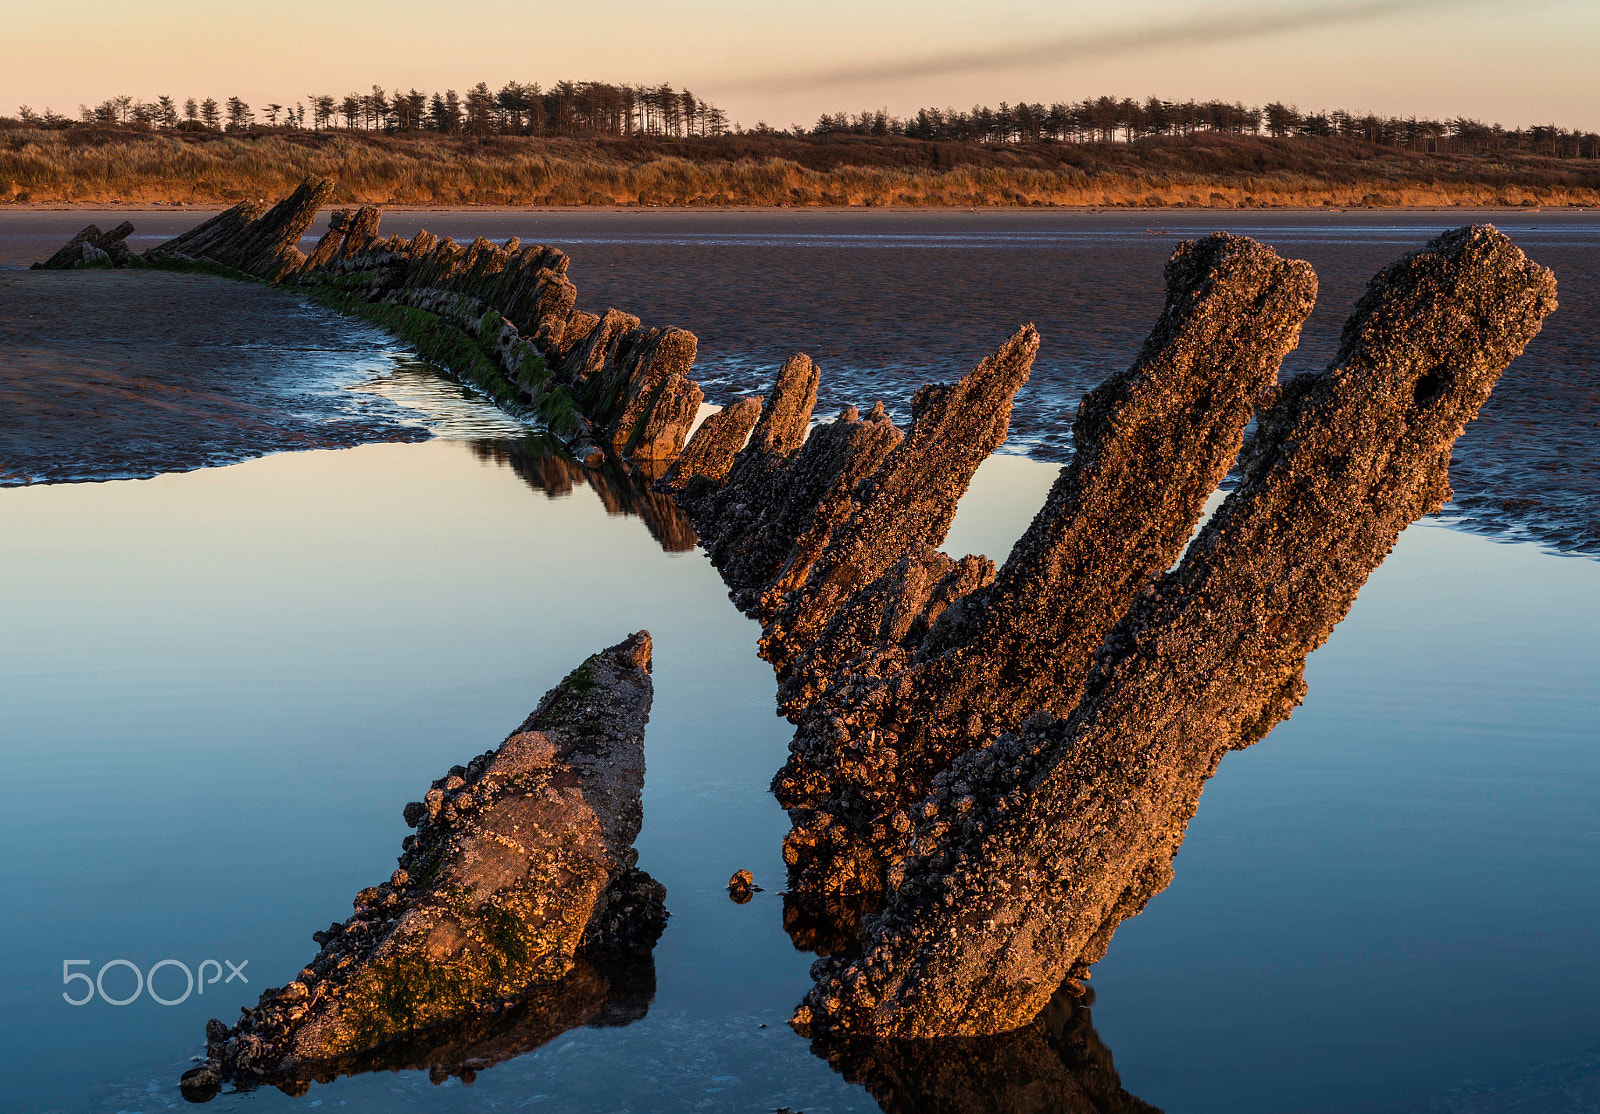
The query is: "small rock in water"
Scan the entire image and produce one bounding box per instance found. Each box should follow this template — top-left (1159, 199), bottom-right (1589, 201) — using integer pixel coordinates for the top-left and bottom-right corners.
top-left (727, 869), bottom-right (761, 903)
top-left (178, 1062), bottom-right (220, 1103)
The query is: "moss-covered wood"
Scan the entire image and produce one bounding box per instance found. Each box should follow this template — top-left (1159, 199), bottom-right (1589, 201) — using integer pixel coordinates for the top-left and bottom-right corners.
top-left (198, 634), bottom-right (668, 1090)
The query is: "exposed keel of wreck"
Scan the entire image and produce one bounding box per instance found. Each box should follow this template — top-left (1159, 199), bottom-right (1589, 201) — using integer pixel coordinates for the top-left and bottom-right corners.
top-left (773, 235), bottom-right (1320, 909)
top-left (182, 633), bottom-right (667, 1099)
top-left (35, 177), bottom-right (705, 473)
top-left (668, 227), bottom-right (1556, 1039)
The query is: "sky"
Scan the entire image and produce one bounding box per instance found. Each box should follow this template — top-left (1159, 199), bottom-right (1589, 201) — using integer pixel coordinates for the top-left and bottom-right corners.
top-left (2, 0), bottom-right (1597, 131)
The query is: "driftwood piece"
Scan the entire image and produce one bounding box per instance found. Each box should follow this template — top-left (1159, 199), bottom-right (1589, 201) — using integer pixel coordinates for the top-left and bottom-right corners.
top-left (793, 225), bottom-right (1556, 1039)
top-left (194, 634), bottom-right (668, 1087)
top-left (220, 176), bottom-right (335, 278)
top-left (611, 326), bottom-right (704, 461)
top-left (34, 223), bottom-right (102, 269)
top-left (303, 205), bottom-right (381, 272)
top-left (716, 402), bottom-right (904, 611)
top-left (337, 206), bottom-right (383, 260)
top-left (681, 325), bottom-right (1033, 638)
top-left (682, 352), bottom-right (823, 539)
top-left (304, 208), bottom-right (353, 271)
top-left (749, 352), bottom-right (820, 455)
top-left (146, 201), bottom-right (267, 263)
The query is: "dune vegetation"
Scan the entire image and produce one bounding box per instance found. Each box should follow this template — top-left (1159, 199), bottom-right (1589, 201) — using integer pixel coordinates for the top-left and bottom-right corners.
top-left (4, 127), bottom-right (1599, 209)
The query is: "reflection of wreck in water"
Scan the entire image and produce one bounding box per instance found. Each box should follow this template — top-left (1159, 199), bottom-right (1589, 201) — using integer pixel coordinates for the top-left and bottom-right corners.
top-left (665, 226), bottom-right (1558, 1039)
top-left (784, 884), bottom-right (1162, 1114)
top-left (814, 983), bottom-right (1160, 1114)
top-left (471, 434), bottom-right (699, 554)
top-left (782, 890), bottom-right (875, 959)
top-left (252, 951), bottom-right (656, 1096)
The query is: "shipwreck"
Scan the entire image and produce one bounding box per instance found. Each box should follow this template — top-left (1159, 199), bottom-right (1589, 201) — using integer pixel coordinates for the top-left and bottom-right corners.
top-left (665, 225), bottom-right (1555, 1038)
top-left (38, 176), bottom-right (706, 471)
top-left (182, 633), bottom-right (667, 1097)
top-left (48, 197), bottom-right (1557, 1058)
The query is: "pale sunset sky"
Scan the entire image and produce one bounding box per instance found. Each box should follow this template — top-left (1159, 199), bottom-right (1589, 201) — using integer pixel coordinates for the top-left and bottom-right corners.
top-left (3, 0), bottom-right (1596, 130)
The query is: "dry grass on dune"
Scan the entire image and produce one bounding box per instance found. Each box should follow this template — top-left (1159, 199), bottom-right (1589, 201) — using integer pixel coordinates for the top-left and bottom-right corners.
top-left (4, 128), bottom-right (1599, 208)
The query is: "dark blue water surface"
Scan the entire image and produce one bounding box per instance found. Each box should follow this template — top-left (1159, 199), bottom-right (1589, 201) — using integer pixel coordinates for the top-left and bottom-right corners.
top-left (1, 440), bottom-right (1595, 1113)
top-left (0, 211), bottom-right (1596, 1113)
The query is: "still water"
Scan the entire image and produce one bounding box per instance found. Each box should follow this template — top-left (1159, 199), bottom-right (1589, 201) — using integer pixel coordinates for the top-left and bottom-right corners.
top-left (0, 210), bottom-right (1597, 1112)
top-left (1, 427), bottom-right (1596, 1112)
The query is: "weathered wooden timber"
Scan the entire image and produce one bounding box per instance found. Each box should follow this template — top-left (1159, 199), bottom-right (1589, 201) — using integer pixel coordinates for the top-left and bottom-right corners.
top-left (31, 220), bottom-right (137, 269)
top-left (33, 177), bottom-right (707, 470)
top-left (668, 227), bottom-right (1556, 1040)
top-left (185, 633), bottom-right (667, 1095)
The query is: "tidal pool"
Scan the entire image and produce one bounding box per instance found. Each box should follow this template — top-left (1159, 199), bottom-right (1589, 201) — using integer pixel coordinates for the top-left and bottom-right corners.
top-left (1, 208), bottom-right (1597, 1111)
top-left (0, 425), bottom-right (1596, 1113)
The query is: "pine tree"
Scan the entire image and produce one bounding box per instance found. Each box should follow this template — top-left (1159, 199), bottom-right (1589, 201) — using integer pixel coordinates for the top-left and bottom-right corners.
top-left (224, 97), bottom-right (253, 131)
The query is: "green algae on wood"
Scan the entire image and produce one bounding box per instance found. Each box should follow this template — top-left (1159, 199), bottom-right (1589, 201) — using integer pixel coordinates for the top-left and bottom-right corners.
top-left (35, 177), bottom-right (706, 471)
top-left (192, 633), bottom-right (667, 1093)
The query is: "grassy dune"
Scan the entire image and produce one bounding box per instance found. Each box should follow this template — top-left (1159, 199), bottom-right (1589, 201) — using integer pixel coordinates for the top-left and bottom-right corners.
top-left (4, 127), bottom-right (1599, 208)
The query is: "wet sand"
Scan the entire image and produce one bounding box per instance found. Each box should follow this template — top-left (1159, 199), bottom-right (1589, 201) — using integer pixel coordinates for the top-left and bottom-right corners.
top-left (3, 210), bottom-right (1594, 552)
top-left (381, 208), bottom-right (1595, 555)
top-left (0, 270), bottom-right (424, 485)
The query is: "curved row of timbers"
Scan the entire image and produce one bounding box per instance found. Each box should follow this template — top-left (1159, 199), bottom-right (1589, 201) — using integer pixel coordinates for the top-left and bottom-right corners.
top-left (660, 224), bottom-right (1555, 1040)
top-left (96, 184), bottom-right (1555, 1058)
top-left (38, 175), bottom-right (703, 467)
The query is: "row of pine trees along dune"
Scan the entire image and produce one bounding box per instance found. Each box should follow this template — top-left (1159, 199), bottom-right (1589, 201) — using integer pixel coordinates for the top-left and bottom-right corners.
top-left (16, 83), bottom-right (729, 140)
top-left (10, 82), bottom-right (1600, 158)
